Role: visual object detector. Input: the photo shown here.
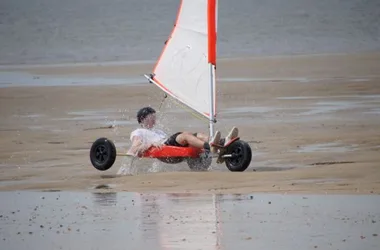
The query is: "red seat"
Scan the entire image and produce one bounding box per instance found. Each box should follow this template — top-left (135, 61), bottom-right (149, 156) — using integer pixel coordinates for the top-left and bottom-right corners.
top-left (141, 145), bottom-right (203, 158)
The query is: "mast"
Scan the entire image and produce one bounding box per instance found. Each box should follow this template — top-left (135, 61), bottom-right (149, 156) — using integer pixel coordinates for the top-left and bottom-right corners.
top-left (209, 64), bottom-right (215, 138)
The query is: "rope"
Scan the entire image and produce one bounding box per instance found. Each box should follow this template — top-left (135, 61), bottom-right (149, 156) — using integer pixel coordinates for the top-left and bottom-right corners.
top-left (167, 95), bottom-right (209, 123)
top-left (158, 93), bottom-right (168, 110)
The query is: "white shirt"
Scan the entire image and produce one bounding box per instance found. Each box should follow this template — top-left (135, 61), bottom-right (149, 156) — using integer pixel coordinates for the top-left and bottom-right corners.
top-left (130, 128), bottom-right (168, 147)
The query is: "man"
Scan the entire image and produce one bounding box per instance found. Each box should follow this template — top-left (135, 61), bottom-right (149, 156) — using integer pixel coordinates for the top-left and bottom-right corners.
top-left (126, 106), bottom-right (238, 157)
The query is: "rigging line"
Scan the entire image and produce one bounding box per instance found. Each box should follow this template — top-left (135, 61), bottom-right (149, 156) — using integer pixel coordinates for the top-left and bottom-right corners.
top-left (158, 93), bottom-right (168, 111)
top-left (168, 96), bottom-right (209, 123)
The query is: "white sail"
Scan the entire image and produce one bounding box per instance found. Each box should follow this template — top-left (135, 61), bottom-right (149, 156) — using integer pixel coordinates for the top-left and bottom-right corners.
top-left (150, 0), bottom-right (218, 121)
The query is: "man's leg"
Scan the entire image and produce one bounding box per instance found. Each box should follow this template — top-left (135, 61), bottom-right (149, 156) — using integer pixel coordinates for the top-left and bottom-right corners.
top-left (176, 131), bottom-right (221, 153)
top-left (175, 132), bottom-right (208, 148)
top-left (193, 132), bottom-right (208, 142)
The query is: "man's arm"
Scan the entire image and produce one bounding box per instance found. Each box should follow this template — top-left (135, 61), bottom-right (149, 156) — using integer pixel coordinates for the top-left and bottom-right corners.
top-left (127, 136), bottom-right (144, 156)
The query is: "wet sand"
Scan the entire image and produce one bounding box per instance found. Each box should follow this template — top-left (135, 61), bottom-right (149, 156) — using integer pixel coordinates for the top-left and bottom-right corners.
top-left (0, 52), bottom-right (380, 194)
top-left (0, 191), bottom-right (379, 250)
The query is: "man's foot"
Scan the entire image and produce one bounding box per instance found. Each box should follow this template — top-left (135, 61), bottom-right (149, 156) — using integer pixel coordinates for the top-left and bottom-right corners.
top-left (217, 127), bottom-right (239, 164)
top-left (209, 131), bottom-right (221, 153)
top-left (224, 126), bottom-right (239, 146)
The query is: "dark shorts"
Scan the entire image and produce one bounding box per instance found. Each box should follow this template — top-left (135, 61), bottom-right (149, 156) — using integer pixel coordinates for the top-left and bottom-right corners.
top-left (164, 132), bottom-right (197, 147)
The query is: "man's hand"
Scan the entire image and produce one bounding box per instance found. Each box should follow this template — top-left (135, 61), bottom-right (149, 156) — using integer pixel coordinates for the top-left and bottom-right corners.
top-left (127, 136), bottom-right (145, 156)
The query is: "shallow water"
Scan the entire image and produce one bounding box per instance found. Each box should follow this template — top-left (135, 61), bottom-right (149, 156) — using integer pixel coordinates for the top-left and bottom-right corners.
top-left (0, 71), bottom-right (145, 88)
top-left (276, 95), bottom-right (380, 100)
top-left (294, 142), bottom-right (358, 153)
top-left (0, 191), bottom-right (379, 250)
top-left (1, 0), bottom-right (380, 65)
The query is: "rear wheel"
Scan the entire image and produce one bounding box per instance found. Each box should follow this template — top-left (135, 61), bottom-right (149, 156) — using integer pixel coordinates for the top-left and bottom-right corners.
top-left (90, 138), bottom-right (117, 171)
top-left (224, 140), bottom-right (252, 172)
top-left (186, 156), bottom-right (212, 171)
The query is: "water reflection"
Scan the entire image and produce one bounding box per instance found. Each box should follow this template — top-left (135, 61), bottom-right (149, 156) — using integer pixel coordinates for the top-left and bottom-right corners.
top-left (138, 193), bottom-right (221, 250)
top-left (2, 191), bottom-right (377, 250)
top-left (92, 192), bottom-right (118, 206)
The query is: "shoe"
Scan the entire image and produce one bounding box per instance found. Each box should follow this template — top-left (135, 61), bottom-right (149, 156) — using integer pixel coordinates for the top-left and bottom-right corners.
top-left (224, 126), bottom-right (239, 146)
top-left (209, 131), bottom-right (221, 153)
top-left (217, 127), bottom-right (239, 164)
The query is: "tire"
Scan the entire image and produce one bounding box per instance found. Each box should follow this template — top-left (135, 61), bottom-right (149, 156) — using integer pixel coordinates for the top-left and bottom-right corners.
top-left (186, 156), bottom-right (212, 171)
top-left (90, 138), bottom-right (117, 171)
top-left (158, 157), bottom-right (184, 164)
top-left (224, 140), bottom-right (252, 172)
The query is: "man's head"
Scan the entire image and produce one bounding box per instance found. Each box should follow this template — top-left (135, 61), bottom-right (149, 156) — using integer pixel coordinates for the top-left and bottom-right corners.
top-left (137, 106), bottom-right (156, 128)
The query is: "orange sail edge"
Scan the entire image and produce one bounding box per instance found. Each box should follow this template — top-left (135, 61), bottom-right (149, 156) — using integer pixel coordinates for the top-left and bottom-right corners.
top-left (207, 0), bottom-right (217, 65)
top-left (152, 0), bottom-right (184, 73)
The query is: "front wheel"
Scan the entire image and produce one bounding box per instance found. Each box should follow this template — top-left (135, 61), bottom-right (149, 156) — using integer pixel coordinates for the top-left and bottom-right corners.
top-left (224, 140), bottom-right (252, 172)
top-left (90, 138), bottom-right (117, 171)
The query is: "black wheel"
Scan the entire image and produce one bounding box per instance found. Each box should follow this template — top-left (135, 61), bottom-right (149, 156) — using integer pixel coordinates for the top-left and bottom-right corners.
top-left (224, 140), bottom-right (252, 172)
top-left (90, 138), bottom-right (117, 171)
top-left (186, 156), bottom-right (212, 171)
top-left (158, 157), bottom-right (184, 164)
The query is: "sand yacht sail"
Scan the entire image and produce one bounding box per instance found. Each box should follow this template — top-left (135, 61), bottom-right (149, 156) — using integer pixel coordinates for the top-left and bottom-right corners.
top-left (144, 0), bottom-right (218, 138)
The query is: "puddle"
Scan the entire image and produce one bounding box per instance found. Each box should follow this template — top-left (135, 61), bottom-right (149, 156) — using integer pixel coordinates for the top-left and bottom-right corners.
top-left (13, 114), bottom-right (46, 118)
top-left (349, 78), bottom-right (370, 82)
top-left (364, 108), bottom-right (380, 115)
top-left (93, 184), bottom-right (116, 190)
top-left (54, 115), bottom-right (109, 121)
top-left (252, 166), bottom-right (296, 172)
top-left (52, 109), bottom-right (134, 126)
top-left (297, 101), bottom-right (369, 116)
top-left (220, 98), bottom-right (379, 117)
top-left (27, 125), bottom-right (45, 131)
top-left (67, 110), bottom-right (115, 116)
top-left (218, 77), bottom-right (379, 84)
top-left (0, 59), bottom-right (154, 70)
top-left (0, 191), bottom-right (379, 250)
top-left (295, 142), bottom-right (357, 153)
top-left (218, 77), bottom-right (311, 83)
top-left (114, 141), bottom-right (129, 148)
top-left (222, 106), bottom-right (279, 114)
top-left (310, 161), bottom-right (355, 166)
top-left (49, 128), bottom-right (68, 133)
top-left (105, 120), bottom-right (134, 126)
top-left (290, 178), bottom-right (344, 184)
top-left (277, 95), bottom-right (380, 101)
top-left (0, 71), bottom-right (146, 88)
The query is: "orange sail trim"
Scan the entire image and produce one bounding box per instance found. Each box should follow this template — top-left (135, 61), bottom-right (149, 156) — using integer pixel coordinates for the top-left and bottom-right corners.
top-left (207, 0), bottom-right (216, 65)
top-left (152, 77), bottom-right (174, 97)
top-left (153, 0), bottom-right (184, 74)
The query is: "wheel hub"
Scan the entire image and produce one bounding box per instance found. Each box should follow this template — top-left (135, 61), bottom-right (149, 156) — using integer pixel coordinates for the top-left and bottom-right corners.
top-left (229, 146), bottom-right (243, 165)
top-left (95, 145), bottom-right (108, 163)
